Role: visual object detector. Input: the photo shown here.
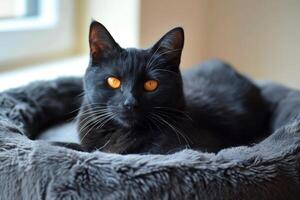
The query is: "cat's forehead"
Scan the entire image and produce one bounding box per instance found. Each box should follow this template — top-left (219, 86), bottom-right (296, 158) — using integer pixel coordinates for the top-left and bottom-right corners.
top-left (111, 48), bottom-right (153, 74)
top-left (122, 48), bottom-right (151, 67)
top-left (93, 48), bottom-right (164, 79)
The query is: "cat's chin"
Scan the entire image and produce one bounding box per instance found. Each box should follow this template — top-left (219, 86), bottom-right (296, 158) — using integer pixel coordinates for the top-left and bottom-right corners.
top-left (114, 117), bottom-right (138, 128)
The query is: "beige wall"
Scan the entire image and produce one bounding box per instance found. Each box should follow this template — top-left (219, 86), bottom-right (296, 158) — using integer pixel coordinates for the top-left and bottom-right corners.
top-left (207, 0), bottom-right (300, 88)
top-left (140, 0), bottom-right (300, 88)
top-left (140, 0), bottom-right (209, 68)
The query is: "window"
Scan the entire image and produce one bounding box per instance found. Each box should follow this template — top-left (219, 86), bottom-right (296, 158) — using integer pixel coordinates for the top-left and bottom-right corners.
top-left (0, 0), bottom-right (75, 68)
top-left (0, 0), bottom-right (57, 31)
top-left (0, 0), bottom-right (39, 19)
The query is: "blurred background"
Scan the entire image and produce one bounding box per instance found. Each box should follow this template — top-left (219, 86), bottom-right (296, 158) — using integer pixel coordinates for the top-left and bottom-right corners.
top-left (0, 0), bottom-right (299, 91)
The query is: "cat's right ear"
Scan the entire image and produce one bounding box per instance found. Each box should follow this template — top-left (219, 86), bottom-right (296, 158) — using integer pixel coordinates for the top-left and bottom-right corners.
top-left (89, 20), bottom-right (121, 60)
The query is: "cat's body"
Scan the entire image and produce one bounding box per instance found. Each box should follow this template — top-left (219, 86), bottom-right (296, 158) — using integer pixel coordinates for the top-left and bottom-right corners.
top-left (183, 60), bottom-right (269, 151)
top-left (77, 21), bottom-right (269, 154)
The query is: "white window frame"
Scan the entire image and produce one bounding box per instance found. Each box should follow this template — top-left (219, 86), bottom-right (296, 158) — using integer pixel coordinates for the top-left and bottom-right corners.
top-left (0, 0), bottom-right (75, 67)
top-left (0, 0), bottom-right (58, 31)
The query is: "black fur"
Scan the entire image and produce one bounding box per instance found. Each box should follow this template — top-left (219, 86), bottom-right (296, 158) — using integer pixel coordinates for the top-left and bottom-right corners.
top-left (78, 20), bottom-right (269, 154)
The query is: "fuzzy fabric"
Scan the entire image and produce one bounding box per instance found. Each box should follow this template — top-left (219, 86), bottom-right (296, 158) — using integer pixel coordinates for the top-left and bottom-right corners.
top-left (0, 77), bottom-right (300, 200)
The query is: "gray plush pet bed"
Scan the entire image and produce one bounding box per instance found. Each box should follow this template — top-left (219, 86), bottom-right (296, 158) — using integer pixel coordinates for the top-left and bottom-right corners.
top-left (0, 77), bottom-right (300, 200)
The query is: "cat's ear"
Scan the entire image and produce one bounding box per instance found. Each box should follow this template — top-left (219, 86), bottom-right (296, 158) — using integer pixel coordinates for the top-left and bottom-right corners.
top-left (89, 20), bottom-right (121, 60)
top-left (151, 27), bottom-right (184, 66)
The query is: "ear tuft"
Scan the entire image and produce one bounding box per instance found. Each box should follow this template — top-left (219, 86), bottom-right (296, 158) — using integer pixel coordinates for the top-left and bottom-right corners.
top-left (151, 27), bottom-right (185, 67)
top-left (89, 20), bottom-right (121, 60)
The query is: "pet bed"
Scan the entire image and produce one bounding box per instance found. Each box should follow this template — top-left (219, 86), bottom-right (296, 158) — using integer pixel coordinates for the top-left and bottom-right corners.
top-left (0, 77), bottom-right (300, 200)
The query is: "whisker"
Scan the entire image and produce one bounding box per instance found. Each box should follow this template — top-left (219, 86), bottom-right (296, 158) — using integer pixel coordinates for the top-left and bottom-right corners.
top-left (150, 68), bottom-right (180, 77)
top-left (79, 112), bottom-right (112, 134)
top-left (79, 111), bottom-right (111, 128)
top-left (79, 113), bottom-right (113, 144)
top-left (79, 109), bottom-right (110, 117)
top-left (151, 112), bottom-right (192, 149)
top-left (69, 109), bottom-right (108, 124)
top-left (154, 110), bottom-right (193, 145)
top-left (153, 106), bottom-right (193, 121)
top-left (147, 59), bottom-right (167, 71)
top-left (146, 44), bottom-right (162, 69)
top-left (82, 112), bottom-right (115, 143)
top-left (68, 102), bottom-right (109, 115)
top-left (147, 48), bottom-right (182, 70)
top-left (154, 110), bottom-right (187, 121)
top-left (153, 113), bottom-right (182, 145)
top-left (95, 113), bottom-right (115, 130)
top-left (75, 108), bottom-right (110, 121)
top-left (96, 139), bottom-right (111, 151)
top-left (146, 114), bottom-right (165, 136)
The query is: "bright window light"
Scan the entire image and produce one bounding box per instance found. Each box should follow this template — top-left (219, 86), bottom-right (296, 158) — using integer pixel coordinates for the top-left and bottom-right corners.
top-left (0, 0), bottom-right (27, 18)
top-left (0, 0), bottom-right (58, 32)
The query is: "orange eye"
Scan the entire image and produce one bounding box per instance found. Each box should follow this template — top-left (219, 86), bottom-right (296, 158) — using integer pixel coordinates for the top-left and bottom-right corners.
top-left (144, 80), bottom-right (158, 92)
top-left (107, 77), bottom-right (121, 89)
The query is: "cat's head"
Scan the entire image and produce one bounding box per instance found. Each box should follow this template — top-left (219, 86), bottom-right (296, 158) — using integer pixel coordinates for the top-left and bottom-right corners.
top-left (83, 20), bottom-right (185, 128)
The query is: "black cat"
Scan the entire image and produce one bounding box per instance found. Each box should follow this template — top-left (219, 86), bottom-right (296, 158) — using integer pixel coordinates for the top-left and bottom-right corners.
top-left (77, 20), bottom-right (269, 154)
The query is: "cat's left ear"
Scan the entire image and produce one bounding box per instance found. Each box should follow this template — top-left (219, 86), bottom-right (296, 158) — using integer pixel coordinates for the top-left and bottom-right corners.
top-left (89, 20), bottom-right (121, 60)
top-left (150, 27), bottom-right (184, 67)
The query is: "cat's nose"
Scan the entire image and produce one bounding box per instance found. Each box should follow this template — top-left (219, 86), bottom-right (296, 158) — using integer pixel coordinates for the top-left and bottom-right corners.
top-left (123, 96), bottom-right (138, 110)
